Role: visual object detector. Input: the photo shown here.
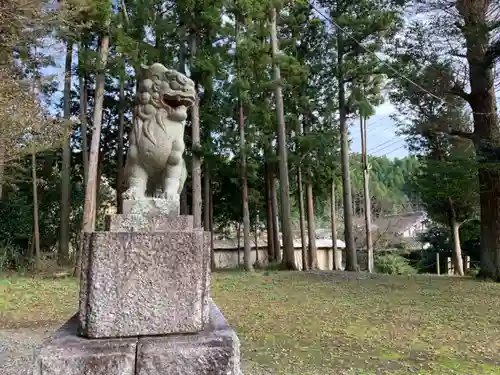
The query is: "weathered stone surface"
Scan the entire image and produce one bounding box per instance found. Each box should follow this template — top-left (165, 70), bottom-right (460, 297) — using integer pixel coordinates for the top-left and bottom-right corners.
top-left (136, 301), bottom-right (241, 375)
top-left (123, 64), bottom-right (195, 200)
top-left (122, 198), bottom-right (180, 216)
top-left (105, 214), bottom-right (193, 232)
top-left (79, 230), bottom-right (210, 338)
top-left (33, 314), bottom-right (137, 375)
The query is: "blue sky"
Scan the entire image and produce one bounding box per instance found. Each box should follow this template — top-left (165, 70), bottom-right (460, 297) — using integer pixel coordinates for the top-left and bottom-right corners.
top-left (350, 102), bottom-right (407, 159)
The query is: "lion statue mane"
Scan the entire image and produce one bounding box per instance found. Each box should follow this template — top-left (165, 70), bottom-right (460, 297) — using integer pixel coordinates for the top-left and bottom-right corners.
top-left (123, 63), bottom-right (196, 201)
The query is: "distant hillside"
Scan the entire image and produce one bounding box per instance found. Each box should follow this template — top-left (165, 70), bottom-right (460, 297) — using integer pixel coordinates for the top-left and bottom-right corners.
top-left (350, 154), bottom-right (420, 217)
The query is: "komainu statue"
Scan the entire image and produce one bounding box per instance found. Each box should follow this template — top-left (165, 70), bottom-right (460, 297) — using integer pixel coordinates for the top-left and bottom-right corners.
top-left (123, 63), bottom-right (196, 200)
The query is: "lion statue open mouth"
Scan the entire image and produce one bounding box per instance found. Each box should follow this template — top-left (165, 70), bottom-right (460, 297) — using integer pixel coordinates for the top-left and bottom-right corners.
top-left (123, 63), bottom-right (196, 203)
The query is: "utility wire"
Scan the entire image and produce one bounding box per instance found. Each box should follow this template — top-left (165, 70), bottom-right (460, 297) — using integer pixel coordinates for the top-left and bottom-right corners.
top-left (309, 4), bottom-right (499, 117)
top-left (370, 139), bottom-right (405, 154)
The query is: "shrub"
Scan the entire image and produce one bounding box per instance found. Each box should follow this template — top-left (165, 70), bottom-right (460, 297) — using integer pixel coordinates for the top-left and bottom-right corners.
top-left (0, 242), bottom-right (25, 272)
top-left (375, 254), bottom-right (417, 275)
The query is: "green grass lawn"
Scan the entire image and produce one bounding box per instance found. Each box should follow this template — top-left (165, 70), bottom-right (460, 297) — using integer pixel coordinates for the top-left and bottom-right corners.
top-left (2, 271), bottom-right (500, 375)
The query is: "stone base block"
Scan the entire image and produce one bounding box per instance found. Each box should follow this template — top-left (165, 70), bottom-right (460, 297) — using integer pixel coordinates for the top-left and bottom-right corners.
top-left (33, 314), bottom-right (137, 375)
top-left (123, 198), bottom-right (180, 216)
top-left (79, 230), bottom-right (210, 338)
top-left (105, 214), bottom-right (193, 232)
top-left (136, 301), bottom-right (241, 375)
top-left (34, 302), bottom-right (241, 375)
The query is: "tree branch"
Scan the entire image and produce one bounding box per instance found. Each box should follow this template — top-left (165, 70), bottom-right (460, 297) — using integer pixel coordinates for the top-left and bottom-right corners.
top-left (448, 85), bottom-right (471, 103)
top-left (484, 38), bottom-right (500, 68)
top-left (488, 20), bottom-right (500, 32)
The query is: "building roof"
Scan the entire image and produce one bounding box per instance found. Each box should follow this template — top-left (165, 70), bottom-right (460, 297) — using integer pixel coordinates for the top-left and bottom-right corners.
top-left (355, 211), bottom-right (427, 235)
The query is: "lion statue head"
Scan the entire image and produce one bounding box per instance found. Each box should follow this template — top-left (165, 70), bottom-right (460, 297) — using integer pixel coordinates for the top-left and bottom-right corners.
top-left (136, 63), bottom-right (196, 123)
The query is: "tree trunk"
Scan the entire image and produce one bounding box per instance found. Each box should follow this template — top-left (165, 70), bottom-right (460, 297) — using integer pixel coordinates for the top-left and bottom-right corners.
top-left (76, 33), bottom-right (110, 278)
top-left (270, 173), bottom-right (282, 263)
top-left (180, 186), bottom-right (188, 215)
top-left (458, 0), bottom-right (500, 279)
top-left (203, 166), bottom-right (210, 231)
top-left (270, 7), bottom-right (296, 270)
top-left (80, 74), bottom-right (89, 185)
top-left (254, 216), bottom-right (259, 266)
top-left (94, 150), bottom-right (105, 229)
top-left (59, 41), bottom-right (72, 265)
top-left (450, 214), bottom-right (464, 276)
top-left (239, 101), bottom-right (253, 272)
top-left (0, 143), bottom-right (4, 200)
top-left (363, 167), bottom-right (374, 272)
top-left (360, 115), bottom-right (374, 272)
top-left (209, 183), bottom-right (215, 269)
top-left (337, 28), bottom-right (357, 271)
top-left (477, 168), bottom-right (500, 280)
top-left (190, 35), bottom-right (202, 228)
top-left (306, 182), bottom-right (318, 269)
top-left (264, 160), bottom-right (275, 262)
top-left (236, 222), bottom-right (241, 266)
top-left (331, 180), bottom-right (341, 270)
top-left (179, 33), bottom-right (189, 216)
top-left (297, 166), bottom-right (308, 270)
top-left (31, 143), bottom-right (41, 271)
top-left (116, 71), bottom-right (126, 214)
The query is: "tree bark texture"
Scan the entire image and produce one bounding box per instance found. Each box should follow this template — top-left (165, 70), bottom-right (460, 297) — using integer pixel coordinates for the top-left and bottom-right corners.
top-left (457, 0), bottom-right (500, 280)
top-left (264, 160), bottom-right (276, 262)
top-left (116, 72), bottom-right (126, 214)
top-left (190, 35), bottom-right (202, 228)
top-left (450, 215), bottom-right (464, 276)
top-left (79, 74), bottom-right (89, 185)
top-left (203, 165), bottom-right (210, 231)
top-left (360, 116), bottom-right (373, 272)
top-left (271, 7), bottom-right (296, 270)
top-left (31, 143), bottom-right (40, 271)
top-left (331, 180), bottom-right (341, 270)
top-left (271, 172), bottom-right (282, 263)
top-left (59, 41), bottom-right (72, 265)
top-left (76, 33), bottom-right (110, 278)
top-left (297, 166), bottom-right (308, 270)
top-left (306, 183), bottom-right (318, 270)
top-left (239, 102), bottom-right (253, 271)
top-left (337, 29), bottom-right (357, 271)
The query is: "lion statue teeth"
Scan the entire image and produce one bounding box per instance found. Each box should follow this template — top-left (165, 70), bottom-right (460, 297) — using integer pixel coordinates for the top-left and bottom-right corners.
top-left (123, 63), bottom-right (196, 202)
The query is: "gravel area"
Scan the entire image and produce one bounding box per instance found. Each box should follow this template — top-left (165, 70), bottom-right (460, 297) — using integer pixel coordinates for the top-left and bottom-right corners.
top-left (0, 326), bottom-right (54, 375)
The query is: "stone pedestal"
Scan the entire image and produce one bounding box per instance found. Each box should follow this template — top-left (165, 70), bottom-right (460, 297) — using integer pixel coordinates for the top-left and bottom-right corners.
top-left (34, 315), bottom-right (137, 375)
top-left (34, 302), bottom-right (241, 375)
top-left (122, 198), bottom-right (180, 216)
top-left (79, 227), bottom-right (210, 338)
top-left (34, 199), bottom-right (241, 375)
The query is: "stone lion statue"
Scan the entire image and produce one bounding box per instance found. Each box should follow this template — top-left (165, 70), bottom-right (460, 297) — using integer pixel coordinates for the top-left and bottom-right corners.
top-left (123, 63), bottom-right (196, 200)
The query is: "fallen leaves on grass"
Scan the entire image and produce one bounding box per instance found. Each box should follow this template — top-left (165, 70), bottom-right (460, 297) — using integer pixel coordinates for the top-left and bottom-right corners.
top-left (0, 274), bottom-right (78, 328)
top-left (2, 271), bottom-right (500, 374)
top-left (212, 271), bottom-right (500, 375)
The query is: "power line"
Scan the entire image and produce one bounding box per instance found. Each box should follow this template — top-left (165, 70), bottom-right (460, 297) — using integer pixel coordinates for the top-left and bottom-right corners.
top-left (309, 4), bottom-right (498, 117)
top-left (370, 138), bottom-right (405, 154)
top-left (380, 144), bottom-right (407, 156)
